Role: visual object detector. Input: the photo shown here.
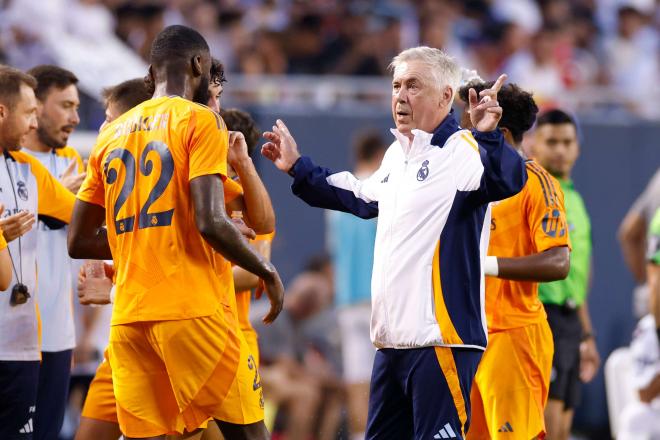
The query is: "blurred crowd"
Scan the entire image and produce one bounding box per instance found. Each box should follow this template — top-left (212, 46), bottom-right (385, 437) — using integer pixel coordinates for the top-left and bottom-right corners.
top-left (1, 0), bottom-right (658, 117)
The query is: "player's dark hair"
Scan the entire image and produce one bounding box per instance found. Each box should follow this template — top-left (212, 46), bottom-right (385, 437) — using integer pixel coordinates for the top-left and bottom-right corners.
top-left (102, 78), bottom-right (152, 115)
top-left (458, 80), bottom-right (538, 143)
top-left (220, 108), bottom-right (260, 156)
top-left (211, 58), bottom-right (227, 86)
top-left (0, 65), bottom-right (37, 108)
top-left (354, 131), bottom-right (387, 162)
top-left (536, 109), bottom-right (576, 128)
top-left (27, 65), bottom-right (78, 101)
top-left (149, 25), bottom-right (210, 69)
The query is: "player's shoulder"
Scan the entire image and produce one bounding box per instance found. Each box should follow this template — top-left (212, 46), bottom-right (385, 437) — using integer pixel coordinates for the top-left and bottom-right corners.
top-left (54, 146), bottom-right (82, 160)
top-left (524, 159), bottom-right (562, 204)
top-left (8, 149), bottom-right (49, 176)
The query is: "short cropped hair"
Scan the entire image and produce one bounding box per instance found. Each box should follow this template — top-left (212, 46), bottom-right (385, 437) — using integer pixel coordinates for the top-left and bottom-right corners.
top-left (0, 65), bottom-right (37, 108)
top-left (353, 131), bottom-right (387, 163)
top-left (102, 78), bottom-right (152, 115)
top-left (211, 58), bottom-right (227, 87)
top-left (536, 109), bottom-right (576, 128)
top-left (27, 65), bottom-right (78, 101)
top-left (220, 108), bottom-right (260, 156)
top-left (149, 25), bottom-right (210, 69)
top-left (458, 80), bottom-right (538, 143)
top-left (389, 47), bottom-right (461, 100)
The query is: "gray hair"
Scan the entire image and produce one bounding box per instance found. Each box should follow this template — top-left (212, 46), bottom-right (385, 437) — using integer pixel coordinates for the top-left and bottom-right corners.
top-left (389, 47), bottom-right (462, 100)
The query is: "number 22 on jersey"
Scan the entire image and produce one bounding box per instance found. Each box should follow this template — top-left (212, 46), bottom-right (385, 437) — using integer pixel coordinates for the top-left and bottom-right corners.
top-left (104, 140), bottom-right (175, 235)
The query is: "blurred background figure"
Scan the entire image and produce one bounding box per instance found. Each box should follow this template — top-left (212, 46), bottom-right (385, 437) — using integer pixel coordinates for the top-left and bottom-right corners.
top-left (326, 131), bottom-right (386, 440)
top-left (619, 169), bottom-right (660, 318)
top-left (532, 109), bottom-right (600, 440)
top-left (253, 268), bottom-right (343, 440)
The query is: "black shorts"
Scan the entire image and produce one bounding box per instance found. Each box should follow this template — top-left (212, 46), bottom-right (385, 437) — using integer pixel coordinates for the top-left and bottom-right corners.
top-left (0, 360), bottom-right (40, 439)
top-left (544, 303), bottom-right (582, 410)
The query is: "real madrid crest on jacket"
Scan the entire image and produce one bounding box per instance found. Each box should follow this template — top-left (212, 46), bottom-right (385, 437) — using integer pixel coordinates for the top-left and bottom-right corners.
top-left (0, 150), bottom-right (74, 361)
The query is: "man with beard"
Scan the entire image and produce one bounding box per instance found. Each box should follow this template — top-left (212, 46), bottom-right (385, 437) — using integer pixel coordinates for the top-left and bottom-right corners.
top-left (68, 25), bottom-right (284, 440)
top-left (21, 65), bottom-right (85, 440)
top-left (0, 65), bottom-right (75, 439)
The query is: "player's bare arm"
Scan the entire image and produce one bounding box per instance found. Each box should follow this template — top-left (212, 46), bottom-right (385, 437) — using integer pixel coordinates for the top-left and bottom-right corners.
top-left (226, 130), bottom-right (275, 234)
top-left (233, 239), bottom-right (272, 292)
top-left (488, 246), bottom-right (570, 282)
top-left (190, 174), bottom-right (283, 323)
top-left (67, 200), bottom-right (112, 260)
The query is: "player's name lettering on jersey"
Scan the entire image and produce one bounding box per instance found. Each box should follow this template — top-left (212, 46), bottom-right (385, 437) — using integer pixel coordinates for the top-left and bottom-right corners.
top-left (113, 113), bottom-right (170, 139)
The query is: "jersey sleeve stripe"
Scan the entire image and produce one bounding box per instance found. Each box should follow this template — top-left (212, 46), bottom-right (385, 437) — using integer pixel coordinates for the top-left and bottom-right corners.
top-left (528, 163), bottom-right (560, 204)
top-left (526, 167), bottom-right (553, 207)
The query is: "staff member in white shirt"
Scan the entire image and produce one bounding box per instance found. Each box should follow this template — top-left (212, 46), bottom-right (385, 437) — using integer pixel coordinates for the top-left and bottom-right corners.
top-left (22, 65), bottom-right (85, 440)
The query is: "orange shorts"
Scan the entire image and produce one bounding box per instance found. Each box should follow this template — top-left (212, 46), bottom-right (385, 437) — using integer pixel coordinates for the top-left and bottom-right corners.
top-left (468, 321), bottom-right (554, 440)
top-left (81, 350), bottom-right (117, 424)
top-left (108, 305), bottom-right (264, 438)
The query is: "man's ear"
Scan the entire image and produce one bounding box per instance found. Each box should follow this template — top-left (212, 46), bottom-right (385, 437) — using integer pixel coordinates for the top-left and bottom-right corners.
top-left (0, 103), bottom-right (6, 120)
top-left (441, 86), bottom-right (453, 107)
top-left (191, 55), bottom-right (203, 77)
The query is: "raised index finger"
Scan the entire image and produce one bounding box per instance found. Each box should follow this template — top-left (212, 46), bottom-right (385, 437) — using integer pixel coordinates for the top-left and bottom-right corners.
top-left (490, 74), bottom-right (508, 93)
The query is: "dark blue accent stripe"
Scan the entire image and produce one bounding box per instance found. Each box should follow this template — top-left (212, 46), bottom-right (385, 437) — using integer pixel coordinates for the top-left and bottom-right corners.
top-left (437, 191), bottom-right (488, 349)
top-left (526, 167), bottom-right (551, 207)
top-left (529, 162), bottom-right (559, 204)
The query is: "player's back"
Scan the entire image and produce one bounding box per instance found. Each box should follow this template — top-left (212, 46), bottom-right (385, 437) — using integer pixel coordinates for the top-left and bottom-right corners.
top-left (81, 96), bottom-right (230, 325)
top-left (486, 159), bottom-right (569, 332)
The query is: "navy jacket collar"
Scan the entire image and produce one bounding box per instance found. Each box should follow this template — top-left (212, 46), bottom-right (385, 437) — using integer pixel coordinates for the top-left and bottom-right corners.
top-left (430, 110), bottom-right (460, 148)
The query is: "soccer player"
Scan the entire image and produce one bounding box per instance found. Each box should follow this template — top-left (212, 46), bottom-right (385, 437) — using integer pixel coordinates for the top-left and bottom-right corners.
top-left (262, 47), bottom-right (527, 438)
top-left (221, 108), bottom-right (275, 365)
top-left (530, 109), bottom-right (600, 440)
top-left (457, 82), bottom-right (571, 440)
top-left (0, 65), bottom-right (76, 439)
top-left (21, 65), bottom-right (85, 440)
top-left (102, 78), bottom-right (152, 124)
top-left (68, 25), bottom-right (284, 440)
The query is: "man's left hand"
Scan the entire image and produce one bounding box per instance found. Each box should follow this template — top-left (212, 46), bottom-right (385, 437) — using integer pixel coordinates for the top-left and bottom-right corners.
top-left (579, 337), bottom-right (600, 383)
top-left (469, 74), bottom-right (507, 132)
top-left (228, 131), bottom-right (251, 169)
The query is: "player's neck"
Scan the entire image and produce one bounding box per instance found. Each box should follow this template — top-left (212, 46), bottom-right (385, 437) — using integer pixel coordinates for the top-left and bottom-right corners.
top-left (22, 131), bottom-right (51, 153)
top-left (152, 76), bottom-right (194, 101)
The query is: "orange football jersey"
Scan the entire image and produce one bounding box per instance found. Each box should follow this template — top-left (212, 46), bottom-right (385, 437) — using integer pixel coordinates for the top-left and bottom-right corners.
top-left (485, 160), bottom-right (570, 331)
top-left (78, 96), bottom-right (234, 325)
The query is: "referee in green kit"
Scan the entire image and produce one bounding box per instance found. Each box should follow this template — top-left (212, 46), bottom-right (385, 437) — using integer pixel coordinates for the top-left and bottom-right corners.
top-left (530, 109), bottom-right (600, 440)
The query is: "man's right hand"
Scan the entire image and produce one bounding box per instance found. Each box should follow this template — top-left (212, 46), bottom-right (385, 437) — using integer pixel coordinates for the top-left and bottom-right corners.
top-left (60, 160), bottom-right (86, 194)
top-left (255, 264), bottom-right (285, 324)
top-left (261, 119), bottom-right (301, 173)
top-left (77, 262), bottom-right (114, 305)
top-left (0, 210), bottom-right (36, 242)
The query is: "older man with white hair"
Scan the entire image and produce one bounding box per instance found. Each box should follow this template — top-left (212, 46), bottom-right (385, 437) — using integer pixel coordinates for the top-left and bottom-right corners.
top-left (262, 47), bottom-right (527, 439)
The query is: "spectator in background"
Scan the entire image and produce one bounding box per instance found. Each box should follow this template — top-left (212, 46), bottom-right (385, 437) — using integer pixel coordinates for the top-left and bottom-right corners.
top-left (603, 4), bottom-right (659, 118)
top-left (253, 270), bottom-right (343, 440)
top-left (505, 24), bottom-right (565, 103)
top-left (532, 109), bottom-right (600, 440)
top-left (618, 207), bottom-right (660, 439)
top-left (326, 130), bottom-right (386, 440)
top-left (619, 169), bottom-right (660, 318)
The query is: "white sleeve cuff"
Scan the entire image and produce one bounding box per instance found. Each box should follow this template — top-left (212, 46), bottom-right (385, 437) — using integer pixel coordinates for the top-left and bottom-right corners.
top-left (484, 256), bottom-right (499, 276)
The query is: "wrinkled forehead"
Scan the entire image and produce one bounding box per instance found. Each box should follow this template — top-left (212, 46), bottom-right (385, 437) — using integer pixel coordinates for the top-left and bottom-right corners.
top-left (392, 60), bottom-right (433, 83)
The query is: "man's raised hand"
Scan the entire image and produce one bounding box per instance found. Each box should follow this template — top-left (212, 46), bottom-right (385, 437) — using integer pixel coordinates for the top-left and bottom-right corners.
top-left (261, 119), bottom-right (301, 173)
top-left (469, 74), bottom-right (507, 132)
